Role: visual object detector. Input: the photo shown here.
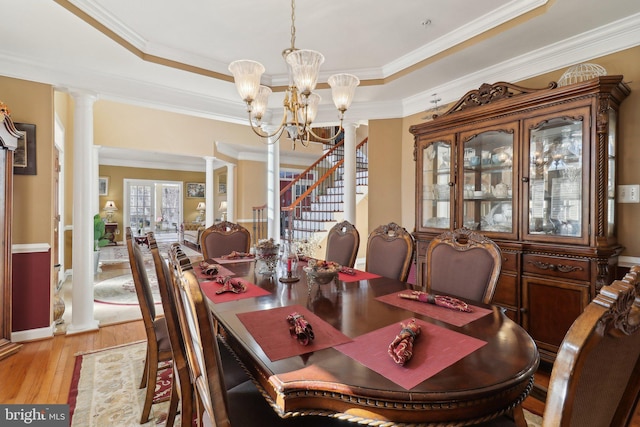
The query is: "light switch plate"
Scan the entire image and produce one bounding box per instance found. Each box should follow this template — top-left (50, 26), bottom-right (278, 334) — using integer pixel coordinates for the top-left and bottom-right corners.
top-left (618, 185), bottom-right (640, 203)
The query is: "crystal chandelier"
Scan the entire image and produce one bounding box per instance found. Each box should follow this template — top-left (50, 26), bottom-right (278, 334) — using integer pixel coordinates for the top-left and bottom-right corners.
top-left (228, 0), bottom-right (359, 148)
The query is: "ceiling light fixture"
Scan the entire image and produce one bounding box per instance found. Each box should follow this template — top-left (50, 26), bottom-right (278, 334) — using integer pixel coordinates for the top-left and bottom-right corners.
top-left (228, 0), bottom-right (359, 148)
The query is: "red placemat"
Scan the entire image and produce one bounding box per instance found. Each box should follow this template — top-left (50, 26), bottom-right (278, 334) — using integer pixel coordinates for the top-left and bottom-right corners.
top-left (338, 269), bottom-right (381, 283)
top-left (336, 318), bottom-right (486, 389)
top-left (193, 264), bottom-right (236, 280)
top-left (376, 292), bottom-right (492, 327)
top-left (200, 279), bottom-right (270, 304)
top-left (237, 305), bottom-right (353, 361)
top-left (213, 256), bottom-right (256, 265)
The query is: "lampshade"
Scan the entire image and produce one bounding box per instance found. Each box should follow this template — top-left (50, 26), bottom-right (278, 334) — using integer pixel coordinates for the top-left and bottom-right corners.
top-left (228, 60), bottom-right (265, 103)
top-left (328, 73), bottom-right (360, 112)
top-left (285, 49), bottom-right (325, 95)
top-left (219, 200), bottom-right (228, 211)
top-left (196, 202), bottom-right (206, 211)
top-left (103, 200), bottom-right (118, 211)
top-left (252, 85), bottom-right (272, 121)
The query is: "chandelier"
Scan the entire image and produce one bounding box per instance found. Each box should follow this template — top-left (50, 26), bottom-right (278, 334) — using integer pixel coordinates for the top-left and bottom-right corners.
top-left (228, 0), bottom-right (359, 147)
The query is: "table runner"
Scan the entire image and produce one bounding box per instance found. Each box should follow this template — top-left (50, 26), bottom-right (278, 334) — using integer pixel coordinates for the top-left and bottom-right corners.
top-left (376, 292), bottom-right (492, 327)
top-left (212, 256), bottom-right (256, 265)
top-left (237, 305), bottom-right (352, 361)
top-left (200, 279), bottom-right (270, 304)
top-left (335, 317), bottom-right (486, 389)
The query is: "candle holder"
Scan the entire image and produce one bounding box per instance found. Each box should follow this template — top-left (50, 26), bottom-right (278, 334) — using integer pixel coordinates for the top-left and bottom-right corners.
top-left (279, 240), bottom-right (300, 283)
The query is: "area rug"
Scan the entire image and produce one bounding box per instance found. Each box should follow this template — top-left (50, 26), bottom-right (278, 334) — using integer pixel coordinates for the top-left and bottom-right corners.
top-left (68, 341), bottom-right (177, 426)
top-left (94, 272), bottom-right (161, 306)
top-left (99, 242), bottom-right (200, 264)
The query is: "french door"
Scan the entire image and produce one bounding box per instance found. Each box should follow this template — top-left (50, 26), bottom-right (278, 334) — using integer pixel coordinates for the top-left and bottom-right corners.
top-left (125, 179), bottom-right (182, 236)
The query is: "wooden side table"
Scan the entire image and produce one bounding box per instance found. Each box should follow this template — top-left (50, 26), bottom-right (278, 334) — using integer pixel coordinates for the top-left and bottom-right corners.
top-left (104, 223), bottom-right (119, 245)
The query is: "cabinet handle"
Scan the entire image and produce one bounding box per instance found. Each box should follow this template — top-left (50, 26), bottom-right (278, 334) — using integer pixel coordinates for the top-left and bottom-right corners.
top-left (448, 182), bottom-right (454, 187)
top-left (519, 307), bottom-right (527, 313)
top-left (522, 177), bottom-right (529, 183)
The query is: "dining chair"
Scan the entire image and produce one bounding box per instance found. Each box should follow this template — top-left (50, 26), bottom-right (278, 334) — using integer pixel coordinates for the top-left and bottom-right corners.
top-left (365, 222), bottom-right (415, 281)
top-left (124, 227), bottom-right (172, 424)
top-left (200, 220), bottom-right (251, 260)
top-left (149, 234), bottom-right (193, 427)
top-left (167, 244), bottom-right (250, 390)
top-left (425, 227), bottom-right (502, 304)
top-left (173, 264), bottom-right (355, 427)
top-left (480, 266), bottom-right (640, 427)
top-left (325, 220), bottom-right (359, 268)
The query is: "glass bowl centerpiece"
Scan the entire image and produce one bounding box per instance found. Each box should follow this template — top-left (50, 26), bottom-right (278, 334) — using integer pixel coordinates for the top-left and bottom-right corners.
top-left (303, 259), bottom-right (341, 285)
top-left (255, 238), bottom-right (280, 274)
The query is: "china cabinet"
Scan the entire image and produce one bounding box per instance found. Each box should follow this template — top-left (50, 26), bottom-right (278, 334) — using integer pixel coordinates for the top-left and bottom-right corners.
top-left (410, 76), bottom-right (630, 361)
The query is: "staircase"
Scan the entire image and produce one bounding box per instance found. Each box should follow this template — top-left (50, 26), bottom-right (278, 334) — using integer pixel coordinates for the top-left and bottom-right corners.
top-left (282, 138), bottom-right (369, 243)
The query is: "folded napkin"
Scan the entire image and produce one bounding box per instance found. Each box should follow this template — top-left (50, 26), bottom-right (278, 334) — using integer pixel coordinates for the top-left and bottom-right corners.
top-left (339, 267), bottom-right (356, 275)
top-left (286, 312), bottom-right (315, 346)
top-left (199, 260), bottom-right (220, 276)
top-left (221, 251), bottom-right (255, 260)
top-left (214, 276), bottom-right (247, 294)
top-left (388, 318), bottom-right (421, 366)
top-left (399, 291), bottom-right (472, 312)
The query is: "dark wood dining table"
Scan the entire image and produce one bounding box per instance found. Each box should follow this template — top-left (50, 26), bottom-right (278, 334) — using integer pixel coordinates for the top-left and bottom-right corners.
top-left (197, 258), bottom-right (539, 426)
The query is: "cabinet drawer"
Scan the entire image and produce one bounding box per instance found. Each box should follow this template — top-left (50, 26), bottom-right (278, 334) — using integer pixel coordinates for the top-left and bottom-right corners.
top-left (523, 254), bottom-right (589, 282)
top-left (500, 252), bottom-right (518, 273)
top-left (493, 274), bottom-right (517, 307)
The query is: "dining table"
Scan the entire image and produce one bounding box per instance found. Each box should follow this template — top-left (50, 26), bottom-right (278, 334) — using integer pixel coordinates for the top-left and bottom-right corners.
top-left (195, 256), bottom-right (539, 426)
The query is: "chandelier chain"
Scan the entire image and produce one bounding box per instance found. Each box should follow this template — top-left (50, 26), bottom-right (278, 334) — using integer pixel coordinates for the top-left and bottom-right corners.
top-left (290, 0), bottom-right (296, 51)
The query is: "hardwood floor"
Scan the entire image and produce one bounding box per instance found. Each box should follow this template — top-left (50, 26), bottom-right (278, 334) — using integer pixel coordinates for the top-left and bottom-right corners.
top-left (0, 320), bottom-right (638, 426)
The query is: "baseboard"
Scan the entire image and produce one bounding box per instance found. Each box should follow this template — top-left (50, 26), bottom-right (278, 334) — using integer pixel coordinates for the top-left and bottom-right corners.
top-left (12, 324), bottom-right (54, 342)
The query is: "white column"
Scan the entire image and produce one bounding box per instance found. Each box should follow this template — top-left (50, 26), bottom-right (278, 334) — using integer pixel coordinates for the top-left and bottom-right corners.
top-left (266, 129), bottom-right (280, 242)
top-left (226, 163), bottom-right (236, 222)
top-left (343, 122), bottom-right (357, 224)
top-left (68, 91), bottom-right (99, 334)
top-left (92, 145), bottom-right (100, 216)
top-left (204, 156), bottom-right (215, 226)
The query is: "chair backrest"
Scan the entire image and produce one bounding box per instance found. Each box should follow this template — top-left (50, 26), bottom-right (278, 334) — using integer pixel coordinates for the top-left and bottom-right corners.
top-left (325, 220), bottom-right (360, 268)
top-left (173, 262), bottom-right (232, 427)
top-left (542, 267), bottom-right (640, 427)
top-left (425, 228), bottom-right (502, 304)
top-left (365, 222), bottom-right (414, 281)
top-left (200, 220), bottom-right (251, 260)
top-left (149, 237), bottom-right (195, 425)
top-left (125, 227), bottom-right (157, 325)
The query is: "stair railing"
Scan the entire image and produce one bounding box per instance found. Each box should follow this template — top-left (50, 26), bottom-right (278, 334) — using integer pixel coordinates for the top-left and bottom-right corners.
top-left (251, 204), bottom-right (267, 245)
top-left (281, 137), bottom-right (368, 242)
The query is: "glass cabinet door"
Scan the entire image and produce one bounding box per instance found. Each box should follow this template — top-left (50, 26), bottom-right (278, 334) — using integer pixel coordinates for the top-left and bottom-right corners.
top-left (460, 128), bottom-right (516, 236)
top-left (607, 109), bottom-right (617, 237)
top-left (525, 109), bottom-right (588, 242)
top-left (421, 141), bottom-right (452, 229)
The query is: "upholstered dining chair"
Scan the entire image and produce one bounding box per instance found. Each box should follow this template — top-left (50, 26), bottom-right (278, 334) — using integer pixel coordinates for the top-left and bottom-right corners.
top-left (173, 265), bottom-right (355, 427)
top-left (148, 235), bottom-right (193, 427)
top-left (200, 220), bottom-right (251, 260)
top-left (325, 220), bottom-right (360, 268)
top-left (125, 228), bottom-right (172, 424)
top-left (365, 222), bottom-right (415, 281)
top-left (425, 227), bottom-right (502, 304)
top-left (479, 266), bottom-right (640, 427)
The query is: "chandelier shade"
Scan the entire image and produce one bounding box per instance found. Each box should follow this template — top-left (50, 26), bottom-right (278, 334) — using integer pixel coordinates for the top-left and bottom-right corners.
top-left (228, 0), bottom-right (358, 147)
top-left (285, 49), bottom-right (325, 95)
top-left (228, 60), bottom-right (265, 103)
top-left (328, 73), bottom-right (360, 112)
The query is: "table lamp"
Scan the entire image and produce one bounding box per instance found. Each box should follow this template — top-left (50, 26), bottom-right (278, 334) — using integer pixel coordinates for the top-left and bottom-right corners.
top-left (196, 202), bottom-right (206, 222)
top-left (219, 200), bottom-right (228, 221)
top-left (103, 200), bottom-right (118, 222)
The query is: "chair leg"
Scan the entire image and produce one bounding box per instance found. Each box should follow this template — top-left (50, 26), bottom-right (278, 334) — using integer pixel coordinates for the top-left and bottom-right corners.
top-left (166, 378), bottom-right (178, 427)
top-left (512, 404), bottom-right (527, 427)
top-left (140, 359), bottom-right (158, 423)
top-left (180, 381), bottom-right (194, 427)
top-left (140, 350), bottom-right (149, 389)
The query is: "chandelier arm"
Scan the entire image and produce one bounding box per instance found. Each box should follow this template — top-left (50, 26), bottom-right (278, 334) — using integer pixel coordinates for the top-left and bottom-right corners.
top-left (306, 121), bottom-right (345, 143)
top-left (246, 112), bottom-right (287, 141)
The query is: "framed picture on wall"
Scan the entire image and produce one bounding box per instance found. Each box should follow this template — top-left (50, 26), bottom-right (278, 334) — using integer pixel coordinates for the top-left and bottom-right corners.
top-left (13, 123), bottom-right (37, 175)
top-left (99, 176), bottom-right (109, 196)
top-left (186, 182), bottom-right (205, 198)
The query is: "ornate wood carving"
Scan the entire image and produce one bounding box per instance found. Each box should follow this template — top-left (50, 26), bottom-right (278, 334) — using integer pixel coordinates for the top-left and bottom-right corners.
top-left (527, 260), bottom-right (584, 274)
